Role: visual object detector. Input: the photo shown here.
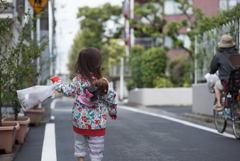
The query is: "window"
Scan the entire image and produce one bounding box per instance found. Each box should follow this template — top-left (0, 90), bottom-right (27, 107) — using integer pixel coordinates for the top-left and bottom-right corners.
top-left (123, 0), bottom-right (129, 12)
top-left (219, 0), bottom-right (240, 10)
top-left (164, 36), bottom-right (172, 48)
top-left (164, 0), bottom-right (193, 15)
top-left (135, 37), bottom-right (152, 49)
top-left (177, 34), bottom-right (191, 49)
top-left (164, 35), bottom-right (190, 49)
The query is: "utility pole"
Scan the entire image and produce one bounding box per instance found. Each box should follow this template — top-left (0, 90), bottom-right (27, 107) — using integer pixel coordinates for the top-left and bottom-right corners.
top-left (120, 57), bottom-right (124, 101)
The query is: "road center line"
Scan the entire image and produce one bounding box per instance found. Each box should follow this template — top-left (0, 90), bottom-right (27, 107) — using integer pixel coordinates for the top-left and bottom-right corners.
top-left (41, 123), bottom-right (57, 161)
top-left (119, 105), bottom-right (236, 139)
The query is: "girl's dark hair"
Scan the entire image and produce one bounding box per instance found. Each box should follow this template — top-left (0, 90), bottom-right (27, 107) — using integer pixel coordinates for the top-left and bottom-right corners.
top-left (217, 45), bottom-right (238, 52)
top-left (74, 47), bottom-right (102, 85)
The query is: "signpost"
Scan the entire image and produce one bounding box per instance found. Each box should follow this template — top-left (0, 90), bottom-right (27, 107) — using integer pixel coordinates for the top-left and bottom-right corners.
top-left (28, 0), bottom-right (48, 14)
top-left (28, 0), bottom-right (48, 108)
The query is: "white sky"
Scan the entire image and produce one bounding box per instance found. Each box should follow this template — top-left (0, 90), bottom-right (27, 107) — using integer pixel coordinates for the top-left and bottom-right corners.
top-left (55, 0), bottom-right (123, 74)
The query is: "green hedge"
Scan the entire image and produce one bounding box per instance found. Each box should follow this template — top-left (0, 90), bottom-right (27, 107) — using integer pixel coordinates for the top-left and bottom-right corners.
top-left (141, 47), bottom-right (167, 88)
top-left (130, 45), bottom-right (145, 88)
top-left (169, 55), bottom-right (191, 87)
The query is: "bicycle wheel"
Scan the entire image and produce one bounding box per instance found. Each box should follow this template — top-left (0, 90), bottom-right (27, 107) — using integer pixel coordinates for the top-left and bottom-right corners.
top-left (213, 98), bottom-right (227, 133)
top-left (214, 109), bottom-right (227, 133)
top-left (232, 101), bottom-right (240, 139)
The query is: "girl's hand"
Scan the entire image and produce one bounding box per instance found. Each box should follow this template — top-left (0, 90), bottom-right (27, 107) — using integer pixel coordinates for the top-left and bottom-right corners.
top-left (50, 76), bottom-right (57, 79)
top-left (50, 76), bottom-right (60, 83)
top-left (110, 114), bottom-right (117, 120)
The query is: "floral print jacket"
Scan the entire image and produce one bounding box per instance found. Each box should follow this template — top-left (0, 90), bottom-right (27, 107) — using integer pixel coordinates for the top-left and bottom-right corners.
top-left (53, 74), bottom-right (117, 136)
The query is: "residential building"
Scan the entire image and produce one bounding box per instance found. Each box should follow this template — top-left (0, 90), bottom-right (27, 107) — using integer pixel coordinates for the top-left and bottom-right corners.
top-left (0, 0), bottom-right (27, 45)
top-left (122, 0), bottom-right (232, 58)
top-left (39, 0), bottom-right (57, 84)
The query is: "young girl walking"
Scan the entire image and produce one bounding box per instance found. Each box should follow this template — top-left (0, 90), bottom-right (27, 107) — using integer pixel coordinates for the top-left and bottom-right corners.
top-left (50, 47), bottom-right (117, 161)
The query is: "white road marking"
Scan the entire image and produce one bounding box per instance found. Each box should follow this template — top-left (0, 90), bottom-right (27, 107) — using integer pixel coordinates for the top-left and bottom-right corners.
top-left (51, 115), bottom-right (55, 120)
top-left (51, 98), bottom-right (59, 109)
top-left (53, 109), bottom-right (72, 112)
top-left (41, 123), bottom-right (57, 161)
top-left (119, 105), bottom-right (236, 139)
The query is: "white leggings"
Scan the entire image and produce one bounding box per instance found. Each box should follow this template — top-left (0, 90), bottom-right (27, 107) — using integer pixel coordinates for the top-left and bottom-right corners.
top-left (74, 133), bottom-right (104, 161)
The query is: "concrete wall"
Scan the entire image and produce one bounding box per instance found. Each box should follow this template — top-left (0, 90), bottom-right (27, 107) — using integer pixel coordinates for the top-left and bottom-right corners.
top-left (128, 88), bottom-right (192, 106)
top-left (192, 83), bottom-right (215, 116)
top-left (115, 80), bottom-right (128, 100)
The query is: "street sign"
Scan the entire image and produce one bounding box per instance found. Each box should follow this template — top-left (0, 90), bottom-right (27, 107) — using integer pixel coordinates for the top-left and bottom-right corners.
top-left (28, 0), bottom-right (48, 14)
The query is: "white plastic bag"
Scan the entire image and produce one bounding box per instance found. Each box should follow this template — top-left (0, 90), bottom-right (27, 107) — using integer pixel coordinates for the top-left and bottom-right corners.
top-left (204, 73), bottom-right (219, 93)
top-left (17, 83), bottom-right (58, 111)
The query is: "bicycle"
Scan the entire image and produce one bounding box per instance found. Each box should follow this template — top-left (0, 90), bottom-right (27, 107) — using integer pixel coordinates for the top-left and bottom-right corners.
top-left (214, 54), bottom-right (240, 139)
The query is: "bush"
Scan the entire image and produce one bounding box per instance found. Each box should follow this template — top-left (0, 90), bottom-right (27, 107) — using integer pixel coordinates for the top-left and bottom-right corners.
top-left (126, 81), bottom-right (135, 91)
top-left (169, 55), bottom-right (191, 87)
top-left (129, 45), bottom-right (145, 88)
top-left (141, 47), bottom-right (167, 88)
top-left (154, 76), bottom-right (173, 88)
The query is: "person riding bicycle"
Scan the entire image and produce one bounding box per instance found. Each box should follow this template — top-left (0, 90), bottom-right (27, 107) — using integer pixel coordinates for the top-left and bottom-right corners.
top-left (210, 35), bottom-right (238, 111)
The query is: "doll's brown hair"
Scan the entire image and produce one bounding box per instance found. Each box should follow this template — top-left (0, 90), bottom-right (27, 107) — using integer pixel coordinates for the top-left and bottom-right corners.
top-left (95, 78), bottom-right (108, 94)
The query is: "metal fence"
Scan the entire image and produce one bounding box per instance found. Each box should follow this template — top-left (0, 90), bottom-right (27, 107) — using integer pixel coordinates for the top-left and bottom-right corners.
top-left (195, 19), bottom-right (240, 84)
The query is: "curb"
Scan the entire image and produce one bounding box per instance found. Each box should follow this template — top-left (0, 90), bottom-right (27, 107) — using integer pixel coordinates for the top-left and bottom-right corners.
top-left (181, 113), bottom-right (214, 123)
top-left (120, 102), bottom-right (217, 124)
top-left (0, 145), bottom-right (21, 161)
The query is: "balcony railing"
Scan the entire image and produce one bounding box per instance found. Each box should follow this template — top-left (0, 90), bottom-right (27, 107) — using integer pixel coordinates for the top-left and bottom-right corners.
top-left (0, 10), bottom-right (13, 19)
top-left (109, 65), bottom-right (131, 77)
top-left (135, 37), bottom-right (152, 49)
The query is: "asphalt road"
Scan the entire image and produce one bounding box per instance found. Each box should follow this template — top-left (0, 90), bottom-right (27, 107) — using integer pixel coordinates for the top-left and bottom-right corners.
top-left (147, 106), bottom-right (192, 114)
top-left (13, 98), bottom-right (240, 161)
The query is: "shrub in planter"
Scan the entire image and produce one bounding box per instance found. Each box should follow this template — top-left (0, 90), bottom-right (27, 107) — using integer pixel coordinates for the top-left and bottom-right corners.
top-left (0, 0), bottom-right (15, 127)
top-left (126, 81), bottom-right (135, 91)
top-left (0, 122), bottom-right (20, 153)
top-left (24, 107), bottom-right (45, 126)
top-left (130, 45), bottom-right (145, 88)
top-left (7, 9), bottom-right (48, 123)
top-left (0, 2), bottom-right (48, 151)
top-left (141, 47), bottom-right (167, 88)
top-left (169, 55), bottom-right (191, 87)
top-left (2, 116), bottom-right (30, 144)
top-left (153, 76), bottom-right (173, 88)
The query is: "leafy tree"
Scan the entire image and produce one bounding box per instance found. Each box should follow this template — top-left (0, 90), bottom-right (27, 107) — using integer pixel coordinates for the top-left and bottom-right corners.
top-left (166, 0), bottom-right (204, 61)
top-left (129, 45), bottom-right (145, 88)
top-left (0, 0), bottom-right (15, 126)
top-left (77, 3), bottom-right (122, 49)
top-left (68, 3), bottom-right (122, 78)
top-left (101, 39), bottom-right (126, 78)
top-left (165, 0), bottom-right (204, 82)
top-left (130, 0), bottom-right (167, 47)
top-left (68, 31), bottom-right (85, 79)
top-left (107, 39), bottom-right (126, 67)
top-left (141, 47), bottom-right (167, 87)
top-left (9, 9), bottom-right (48, 121)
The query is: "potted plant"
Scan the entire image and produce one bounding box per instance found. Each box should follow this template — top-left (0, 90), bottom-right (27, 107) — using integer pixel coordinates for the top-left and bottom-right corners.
top-left (1, 5), bottom-right (48, 148)
top-left (0, 0), bottom-right (21, 153)
top-left (0, 122), bottom-right (20, 153)
top-left (21, 9), bottom-right (48, 126)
